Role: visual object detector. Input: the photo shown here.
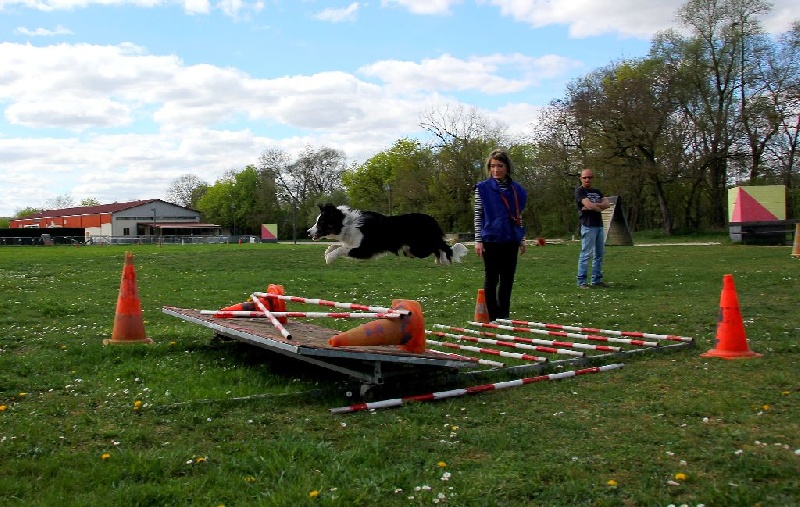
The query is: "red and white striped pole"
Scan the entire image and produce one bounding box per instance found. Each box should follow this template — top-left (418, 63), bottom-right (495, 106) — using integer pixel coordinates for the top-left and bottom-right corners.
top-left (254, 292), bottom-right (409, 316)
top-left (201, 310), bottom-right (402, 319)
top-left (468, 321), bottom-right (658, 348)
top-left (495, 318), bottom-right (693, 343)
top-left (429, 350), bottom-right (505, 368)
top-left (427, 330), bottom-right (584, 357)
top-left (434, 324), bottom-right (620, 352)
top-left (250, 293), bottom-right (292, 340)
top-left (426, 338), bottom-right (547, 363)
top-left (330, 364), bottom-right (625, 414)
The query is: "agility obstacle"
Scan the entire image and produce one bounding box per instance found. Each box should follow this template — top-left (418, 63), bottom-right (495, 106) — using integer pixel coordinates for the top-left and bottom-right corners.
top-left (254, 292), bottom-right (409, 316)
top-left (494, 318), bottom-right (694, 343)
top-left (434, 324), bottom-right (619, 353)
top-left (330, 364), bottom-right (625, 414)
top-left (201, 310), bottom-right (402, 319)
top-left (426, 337), bottom-right (548, 363)
top-left (427, 330), bottom-right (585, 357)
top-left (469, 321), bottom-right (660, 348)
top-left (164, 284), bottom-right (695, 402)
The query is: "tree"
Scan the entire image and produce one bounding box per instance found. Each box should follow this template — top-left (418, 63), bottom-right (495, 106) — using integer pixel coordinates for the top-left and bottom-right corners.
top-left (765, 22), bottom-right (800, 217)
top-left (654, 0), bottom-right (773, 227)
top-left (44, 194), bottom-right (75, 210)
top-left (80, 198), bottom-right (101, 207)
top-left (342, 138), bottom-right (435, 215)
top-left (566, 58), bottom-right (686, 234)
top-left (14, 207), bottom-right (41, 218)
top-left (165, 174), bottom-right (209, 208)
top-left (420, 104), bottom-right (509, 231)
top-left (258, 146), bottom-right (347, 241)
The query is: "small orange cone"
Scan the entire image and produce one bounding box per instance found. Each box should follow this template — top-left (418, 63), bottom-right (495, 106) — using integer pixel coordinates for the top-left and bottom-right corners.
top-left (474, 289), bottom-right (490, 323)
top-left (328, 299), bottom-right (426, 353)
top-left (266, 284), bottom-right (288, 323)
top-left (104, 252), bottom-right (154, 345)
top-left (217, 300), bottom-right (259, 314)
top-left (791, 223), bottom-right (800, 258)
top-left (701, 274), bottom-right (761, 359)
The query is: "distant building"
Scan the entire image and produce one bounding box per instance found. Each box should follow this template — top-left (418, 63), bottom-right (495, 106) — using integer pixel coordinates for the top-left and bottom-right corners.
top-left (9, 199), bottom-right (221, 239)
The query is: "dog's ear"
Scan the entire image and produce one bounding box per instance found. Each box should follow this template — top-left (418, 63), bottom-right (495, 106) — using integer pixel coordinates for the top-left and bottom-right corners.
top-left (317, 203), bottom-right (325, 211)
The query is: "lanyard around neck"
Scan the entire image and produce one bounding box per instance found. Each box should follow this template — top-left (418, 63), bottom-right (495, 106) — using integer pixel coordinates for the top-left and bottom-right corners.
top-left (497, 182), bottom-right (521, 226)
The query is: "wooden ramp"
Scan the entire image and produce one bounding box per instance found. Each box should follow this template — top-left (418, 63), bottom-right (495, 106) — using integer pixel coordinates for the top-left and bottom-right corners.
top-left (163, 306), bottom-right (478, 392)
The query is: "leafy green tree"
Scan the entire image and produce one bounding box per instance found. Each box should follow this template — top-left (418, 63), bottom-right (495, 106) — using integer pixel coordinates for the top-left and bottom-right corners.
top-left (14, 207), bottom-right (41, 218)
top-left (343, 138), bottom-right (434, 215)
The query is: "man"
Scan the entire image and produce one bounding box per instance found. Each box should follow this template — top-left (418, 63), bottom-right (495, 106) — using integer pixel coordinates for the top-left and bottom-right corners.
top-left (575, 169), bottom-right (610, 288)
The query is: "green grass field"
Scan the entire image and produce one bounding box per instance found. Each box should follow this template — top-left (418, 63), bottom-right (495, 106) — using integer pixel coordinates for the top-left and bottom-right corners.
top-left (1, 238), bottom-right (797, 506)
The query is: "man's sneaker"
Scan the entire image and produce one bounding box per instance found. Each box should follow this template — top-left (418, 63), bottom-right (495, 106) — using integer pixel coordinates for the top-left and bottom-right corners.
top-left (592, 281), bottom-right (610, 288)
top-left (578, 283), bottom-right (590, 289)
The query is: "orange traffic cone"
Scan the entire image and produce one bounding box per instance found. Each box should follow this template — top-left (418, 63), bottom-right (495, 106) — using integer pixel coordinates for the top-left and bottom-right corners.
top-left (266, 284), bottom-right (288, 323)
top-left (701, 274), bottom-right (761, 359)
top-left (104, 252), bottom-right (154, 345)
top-left (216, 300), bottom-right (259, 314)
top-left (474, 289), bottom-right (490, 323)
top-left (791, 223), bottom-right (800, 258)
top-left (328, 300), bottom-right (426, 353)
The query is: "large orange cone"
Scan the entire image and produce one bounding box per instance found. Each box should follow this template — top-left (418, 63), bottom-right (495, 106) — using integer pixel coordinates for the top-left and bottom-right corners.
top-left (701, 274), bottom-right (761, 359)
top-left (328, 299), bottom-right (426, 353)
top-left (791, 223), bottom-right (800, 258)
top-left (104, 252), bottom-right (154, 345)
top-left (474, 289), bottom-right (490, 323)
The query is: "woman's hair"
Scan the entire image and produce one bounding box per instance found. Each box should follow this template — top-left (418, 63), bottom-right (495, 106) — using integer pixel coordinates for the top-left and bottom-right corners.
top-left (484, 148), bottom-right (513, 176)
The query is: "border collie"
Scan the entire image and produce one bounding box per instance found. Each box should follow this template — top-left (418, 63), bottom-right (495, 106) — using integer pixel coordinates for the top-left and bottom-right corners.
top-left (307, 203), bottom-right (468, 266)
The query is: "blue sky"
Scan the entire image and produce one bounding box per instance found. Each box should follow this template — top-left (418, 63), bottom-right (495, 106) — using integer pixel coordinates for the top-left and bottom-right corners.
top-left (0, 0), bottom-right (795, 216)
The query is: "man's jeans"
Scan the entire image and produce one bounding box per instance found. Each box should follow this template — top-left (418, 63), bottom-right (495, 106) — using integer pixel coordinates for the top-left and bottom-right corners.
top-left (577, 225), bottom-right (605, 286)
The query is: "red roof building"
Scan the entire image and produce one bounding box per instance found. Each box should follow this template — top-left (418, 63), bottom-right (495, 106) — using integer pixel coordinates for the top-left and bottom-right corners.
top-left (10, 199), bottom-right (221, 239)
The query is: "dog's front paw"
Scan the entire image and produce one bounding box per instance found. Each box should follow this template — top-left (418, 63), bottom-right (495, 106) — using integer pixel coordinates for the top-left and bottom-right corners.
top-left (325, 244), bottom-right (339, 255)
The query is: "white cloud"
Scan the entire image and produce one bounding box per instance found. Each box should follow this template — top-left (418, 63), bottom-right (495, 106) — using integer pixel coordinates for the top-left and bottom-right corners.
top-left (14, 25), bottom-right (73, 36)
top-left (358, 53), bottom-right (582, 94)
top-left (381, 0), bottom-right (462, 15)
top-left (0, 39), bottom-right (564, 214)
top-left (315, 2), bottom-right (360, 23)
top-left (183, 0), bottom-right (210, 14)
top-left (483, 0), bottom-right (797, 38)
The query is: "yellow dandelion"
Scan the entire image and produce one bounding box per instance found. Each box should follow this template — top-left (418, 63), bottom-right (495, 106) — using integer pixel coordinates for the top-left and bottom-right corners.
top-left (437, 461), bottom-right (447, 468)
top-left (762, 404), bottom-right (769, 410)
top-left (607, 479), bottom-right (618, 487)
top-left (18, 392), bottom-right (27, 397)
top-left (169, 341), bottom-right (177, 346)
top-left (133, 400), bottom-right (143, 410)
top-left (675, 473), bottom-right (687, 481)
top-left (61, 345), bottom-right (67, 350)
top-left (195, 457), bottom-right (206, 463)
top-left (0, 405), bottom-right (7, 411)
top-left (244, 476), bottom-right (256, 483)
top-left (309, 490), bottom-right (319, 498)
top-left (101, 453), bottom-right (111, 460)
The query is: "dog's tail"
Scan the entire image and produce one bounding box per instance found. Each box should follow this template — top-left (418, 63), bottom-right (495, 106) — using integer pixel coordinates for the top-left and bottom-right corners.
top-left (450, 242), bottom-right (468, 263)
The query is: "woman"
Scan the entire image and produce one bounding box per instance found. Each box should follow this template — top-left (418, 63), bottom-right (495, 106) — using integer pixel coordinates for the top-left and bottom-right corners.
top-left (474, 148), bottom-right (528, 322)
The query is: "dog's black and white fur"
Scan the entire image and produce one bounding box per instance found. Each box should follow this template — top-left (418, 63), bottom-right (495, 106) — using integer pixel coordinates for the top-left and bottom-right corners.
top-left (308, 203), bottom-right (468, 265)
